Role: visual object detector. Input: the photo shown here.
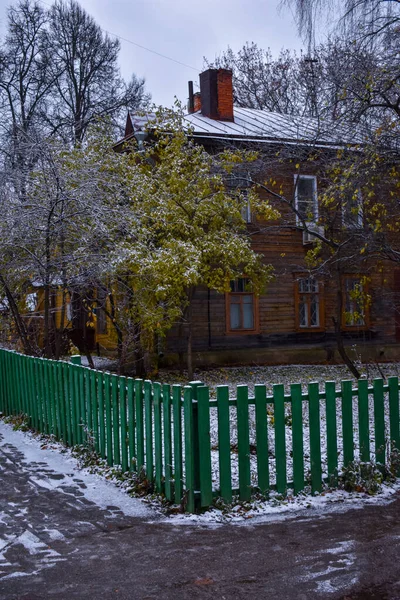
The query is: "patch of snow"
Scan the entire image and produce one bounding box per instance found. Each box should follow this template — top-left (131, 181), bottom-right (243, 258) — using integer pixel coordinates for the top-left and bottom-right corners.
top-left (0, 421), bottom-right (154, 519)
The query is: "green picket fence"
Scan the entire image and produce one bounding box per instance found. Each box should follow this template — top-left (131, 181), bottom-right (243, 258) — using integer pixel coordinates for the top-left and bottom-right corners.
top-left (0, 348), bottom-right (399, 512)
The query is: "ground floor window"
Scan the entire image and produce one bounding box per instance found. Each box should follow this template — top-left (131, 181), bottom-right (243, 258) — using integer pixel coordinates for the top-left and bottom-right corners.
top-left (226, 278), bottom-right (258, 333)
top-left (295, 277), bottom-right (324, 330)
top-left (342, 276), bottom-right (368, 328)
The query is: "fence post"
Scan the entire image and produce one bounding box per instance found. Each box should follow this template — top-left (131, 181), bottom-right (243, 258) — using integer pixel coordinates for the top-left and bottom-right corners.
top-left (189, 381), bottom-right (203, 510)
top-left (70, 355), bottom-right (81, 366)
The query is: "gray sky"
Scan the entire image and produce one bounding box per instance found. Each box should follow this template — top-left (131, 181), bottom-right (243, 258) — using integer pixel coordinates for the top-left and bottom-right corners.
top-left (0, 0), bottom-right (304, 108)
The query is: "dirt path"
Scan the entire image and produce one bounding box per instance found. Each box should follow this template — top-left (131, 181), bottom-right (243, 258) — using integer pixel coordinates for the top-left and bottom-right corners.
top-left (1, 422), bottom-right (400, 600)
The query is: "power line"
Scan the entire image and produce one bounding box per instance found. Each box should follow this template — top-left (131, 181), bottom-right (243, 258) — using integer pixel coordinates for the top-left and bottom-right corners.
top-left (103, 30), bottom-right (200, 73)
top-left (36, 0), bottom-right (200, 73)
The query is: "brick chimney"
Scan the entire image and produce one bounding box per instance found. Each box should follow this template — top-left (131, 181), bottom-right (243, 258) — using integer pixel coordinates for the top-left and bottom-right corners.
top-left (196, 68), bottom-right (234, 121)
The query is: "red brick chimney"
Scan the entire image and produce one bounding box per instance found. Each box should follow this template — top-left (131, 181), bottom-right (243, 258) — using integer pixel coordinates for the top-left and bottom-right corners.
top-left (197, 68), bottom-right (234, 121)
top-left (216, 69), bottom-right (234, 121)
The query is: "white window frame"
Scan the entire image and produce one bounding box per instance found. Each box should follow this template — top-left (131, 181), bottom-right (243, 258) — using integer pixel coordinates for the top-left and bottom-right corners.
top-left (297, 278), bottom-right (321, 328)
top-left (294, 174), bottom-right (318, 225)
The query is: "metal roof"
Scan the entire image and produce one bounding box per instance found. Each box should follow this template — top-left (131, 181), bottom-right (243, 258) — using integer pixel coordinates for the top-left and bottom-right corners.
top-left (124, 107), bottom-right (360, 148)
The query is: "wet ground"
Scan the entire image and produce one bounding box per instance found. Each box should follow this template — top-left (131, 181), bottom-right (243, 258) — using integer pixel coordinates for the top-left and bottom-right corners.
top-left (1, 422), bottom-right (400, 600)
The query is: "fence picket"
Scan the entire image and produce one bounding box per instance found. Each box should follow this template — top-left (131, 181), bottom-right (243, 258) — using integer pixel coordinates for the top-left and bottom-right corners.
top-left (153, 382), bottom-right (163, 493)
top-left (135, 379), bottom-right (145, 472)
top-left (162, 384), bottom-right (173, 501)
top-left (52, 361), bottom-right (60, 438)
top-left (73, 366), bottom-right (82, 444)
top-left (309, 382), bottom-right (322, 494)
top-left (79, 366), bottom-right (87, 443)
top-left (63, 361), bottom-right (72, 446)
top-left (217, 385), bottom-right (232, 503)
top-left (341, 380), bottom-right (354, 467)
top-left (255, 384), bottom-right (269, 495)
top-left (90, 370), bottom-right (98, 453)
top-left (144, 380), bottom-right (153, 480)
top-left (119, 377), bottom-right (128, 472)
top-left (237, 385), bottom-right (251, 501)
top-left (127, 378), bottom-right (135, 470)
top-left (86, 369), bottom-right (92, 435)
top-left (388, 377), bottom-right (400, 453)
top-left (183, 386), bottom-right (195, 513)
top-left (111, 375), bottom-right (120, 466)
top-left (274, 384), bottom-right (286, 495)
top-left (291, 383), bottom-right (304, 494)
top-left (325, 381), bottom-right (338, 483)
top-left (104, 373), bottom-right (113, 465)
top-left (358, 379), bottom-right (370, 462)
top-left (45, 360), bottom-right (52, 435)
top-left (373, 378), bottom-right (385, 465)
top-left (96, 371), bottom-right (106, 458)
top-left (57, 362), bottom-right (66, 443)
top-left (197, 386), bottom-right (213, 507)
top-left (172, 385), bottom-right (183, 503)
top-left (28, 357), bottom-right (37, 430)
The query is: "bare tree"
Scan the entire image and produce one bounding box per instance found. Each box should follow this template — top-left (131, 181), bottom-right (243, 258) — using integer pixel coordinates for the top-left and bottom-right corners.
top-left (0, 0), bottom-right (56, 199)
top-left (282, 0), bottom-right (400, 46)
top-left (45, 0), bottom-right (149, 144)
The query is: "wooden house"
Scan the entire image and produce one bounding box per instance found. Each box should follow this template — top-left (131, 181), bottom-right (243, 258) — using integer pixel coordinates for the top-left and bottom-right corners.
top-left (117, 68), bottom-right (400, 368)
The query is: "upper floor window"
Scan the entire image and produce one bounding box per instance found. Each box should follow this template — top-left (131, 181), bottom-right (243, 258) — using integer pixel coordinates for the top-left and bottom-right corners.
top-left (226, 277), bottom-right (258, 333)
top-left (240, 189), bottom-right (252, 223)
top-left (342, 190), bottom-right (363, 229)
top-left (294, 175), bottom-right (318, 224)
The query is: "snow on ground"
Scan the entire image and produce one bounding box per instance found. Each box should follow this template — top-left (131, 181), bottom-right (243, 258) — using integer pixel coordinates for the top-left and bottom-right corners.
top-left (171, 481), bottom-right (400, 525)
top-left (157, 362), bottom-right (400, 396)
top-left (0, 420), bottom-right (153, 519)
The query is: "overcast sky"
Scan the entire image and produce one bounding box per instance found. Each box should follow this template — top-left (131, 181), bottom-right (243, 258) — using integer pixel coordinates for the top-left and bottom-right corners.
top-left (0, 0), bottom-right (304, 108)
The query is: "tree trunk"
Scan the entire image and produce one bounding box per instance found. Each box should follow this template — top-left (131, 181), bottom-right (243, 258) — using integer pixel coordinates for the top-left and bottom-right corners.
top-left (43, 282), bottom-right (51, 357)
top-left (187, 318), bottom-right (193, 381)
top-left (54, 288), bottom-right (67, 360)
top-left (186, 290), bottom-right (195, 380)
top-left (177, 320), bottom-right (184, 374)
top-left (0, 273), bottom-right (38, 356)
top-left (333, 283), bottom-right (361, 380)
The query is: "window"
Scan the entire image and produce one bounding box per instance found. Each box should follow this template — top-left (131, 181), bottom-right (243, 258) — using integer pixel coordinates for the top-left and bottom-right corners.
top-left (342, 190), bottom-right (363, 229)
top-left (25, 292), bottom-right (38, 312)
top-left (66, 300), bottom-right (72, 322)
top-left (225, 175), bottom-right (252, 223)
top-left (226, 278), bottom-right (258, 333)
top-left (240, 189), bottom-right (252, 223)
top-left (295, 277), bottom-right (324, 330)
top-left (342, 276), bottom-right (368, 328)
top-left (294, 175), bottom-right (318, 224)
